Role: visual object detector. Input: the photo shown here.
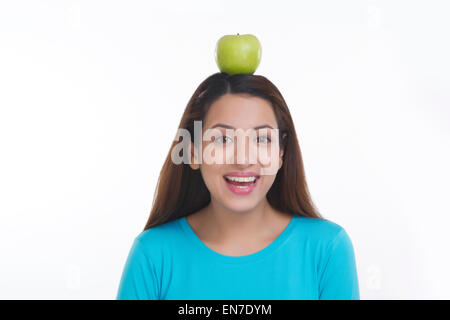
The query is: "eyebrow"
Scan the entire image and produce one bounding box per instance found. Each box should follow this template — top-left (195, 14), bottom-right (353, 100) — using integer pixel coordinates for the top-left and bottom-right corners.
top-left (210, 123), bottom-right (275, 130)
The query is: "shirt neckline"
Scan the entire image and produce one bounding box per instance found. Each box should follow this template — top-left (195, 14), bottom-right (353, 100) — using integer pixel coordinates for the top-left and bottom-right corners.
top-left (178, 215), bottom-right (297, 265)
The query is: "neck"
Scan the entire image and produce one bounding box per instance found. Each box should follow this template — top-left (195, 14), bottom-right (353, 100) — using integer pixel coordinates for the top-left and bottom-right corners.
top-left (201, 197), bottom-right (278, 243)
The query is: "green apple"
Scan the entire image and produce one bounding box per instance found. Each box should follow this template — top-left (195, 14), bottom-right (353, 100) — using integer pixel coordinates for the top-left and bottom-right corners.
top-left (215, 33), bottom-right (262, 75)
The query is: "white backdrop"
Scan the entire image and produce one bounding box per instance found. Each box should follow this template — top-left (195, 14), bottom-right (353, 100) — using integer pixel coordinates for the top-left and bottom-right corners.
top-left (0, 0), bottom-right (449, 299)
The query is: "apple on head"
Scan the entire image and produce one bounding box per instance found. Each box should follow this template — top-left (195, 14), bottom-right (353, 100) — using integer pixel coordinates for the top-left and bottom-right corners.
top-left (215, 33), bottom-right (262, 75)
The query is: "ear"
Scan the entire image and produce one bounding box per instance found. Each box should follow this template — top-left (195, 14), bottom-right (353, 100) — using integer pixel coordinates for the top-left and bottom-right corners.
top-left (278, 148), bottom-right (284, 169)
top-left (279, 133), bottom-right (287, 169)
top-left (189, 142), bottom-right (200, 170)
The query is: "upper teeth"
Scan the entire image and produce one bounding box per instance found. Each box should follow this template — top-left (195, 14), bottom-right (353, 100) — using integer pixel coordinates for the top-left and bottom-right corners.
top-left (225, 176), bottom-right (257, 182)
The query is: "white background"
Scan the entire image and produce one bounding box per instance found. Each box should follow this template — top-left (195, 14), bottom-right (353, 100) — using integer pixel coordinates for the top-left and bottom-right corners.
top-left (0, 0), bottom-right (449, 299)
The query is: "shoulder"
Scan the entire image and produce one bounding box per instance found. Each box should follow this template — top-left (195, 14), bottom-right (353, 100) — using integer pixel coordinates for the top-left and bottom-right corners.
top-left (292, 215), bottom-right (345, 238)
top-left (291, 216), bottom-right (357, 269)
top-left (291, 215), bottom-right (354, 248)
top-left (133, 217), bottom-right (185, 253)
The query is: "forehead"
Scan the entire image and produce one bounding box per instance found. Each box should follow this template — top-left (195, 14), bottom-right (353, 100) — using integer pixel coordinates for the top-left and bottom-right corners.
top-left (204, 94), bottom-right (278, 129)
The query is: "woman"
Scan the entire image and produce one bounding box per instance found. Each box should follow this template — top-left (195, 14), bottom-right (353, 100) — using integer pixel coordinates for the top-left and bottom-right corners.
top-left (116, 72), bottom-right (360, 300)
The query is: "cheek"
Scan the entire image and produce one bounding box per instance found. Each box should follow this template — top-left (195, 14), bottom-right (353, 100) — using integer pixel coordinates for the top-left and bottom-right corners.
top-left (202, 141), bottom-right (229, 165)
top-left (259, 175), bottom-right (276, 192)
top-left (256, 145), bottom-right (281, 170)
top-left (200, 164), bottom-right (223, 189)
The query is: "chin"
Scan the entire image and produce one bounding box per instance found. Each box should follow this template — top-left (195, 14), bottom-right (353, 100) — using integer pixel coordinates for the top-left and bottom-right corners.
top-left (219, 196), bottom-right (263, 213)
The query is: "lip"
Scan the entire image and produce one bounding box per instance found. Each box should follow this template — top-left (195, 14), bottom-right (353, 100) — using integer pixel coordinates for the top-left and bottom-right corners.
top-left (223, 171), bottom-right (260, 195)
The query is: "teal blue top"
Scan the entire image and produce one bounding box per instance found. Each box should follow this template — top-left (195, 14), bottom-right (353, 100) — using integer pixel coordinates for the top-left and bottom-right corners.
top-left (116, 215), bottom-right (360, 300)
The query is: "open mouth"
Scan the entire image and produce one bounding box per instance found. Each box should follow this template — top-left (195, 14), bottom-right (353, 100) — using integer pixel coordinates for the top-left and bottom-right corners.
top-left (223, 175), bottom-right (260, 189)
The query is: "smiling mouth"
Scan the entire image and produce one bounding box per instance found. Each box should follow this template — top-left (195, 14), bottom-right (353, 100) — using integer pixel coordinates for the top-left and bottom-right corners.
top-left (223, 175), bottom-right (260, 188)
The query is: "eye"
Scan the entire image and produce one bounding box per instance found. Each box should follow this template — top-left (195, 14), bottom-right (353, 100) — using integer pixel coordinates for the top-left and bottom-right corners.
top-left (215, 135), bottom-right (233, 144)
top-left (256, 136), bottom-right (271, 143)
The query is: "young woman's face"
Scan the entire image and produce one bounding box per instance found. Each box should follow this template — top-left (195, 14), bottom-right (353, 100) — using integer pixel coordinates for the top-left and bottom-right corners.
top-left (190, 93), bottom-right (284, 213)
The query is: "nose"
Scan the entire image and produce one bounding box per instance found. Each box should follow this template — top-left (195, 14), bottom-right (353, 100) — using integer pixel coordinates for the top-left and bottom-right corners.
top-left (233, 134), bottom-right (257, 168)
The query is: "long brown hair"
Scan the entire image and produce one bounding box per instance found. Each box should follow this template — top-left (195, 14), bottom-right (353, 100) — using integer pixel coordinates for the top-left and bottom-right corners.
top-left (144, 72), bottom-right (323, 230)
